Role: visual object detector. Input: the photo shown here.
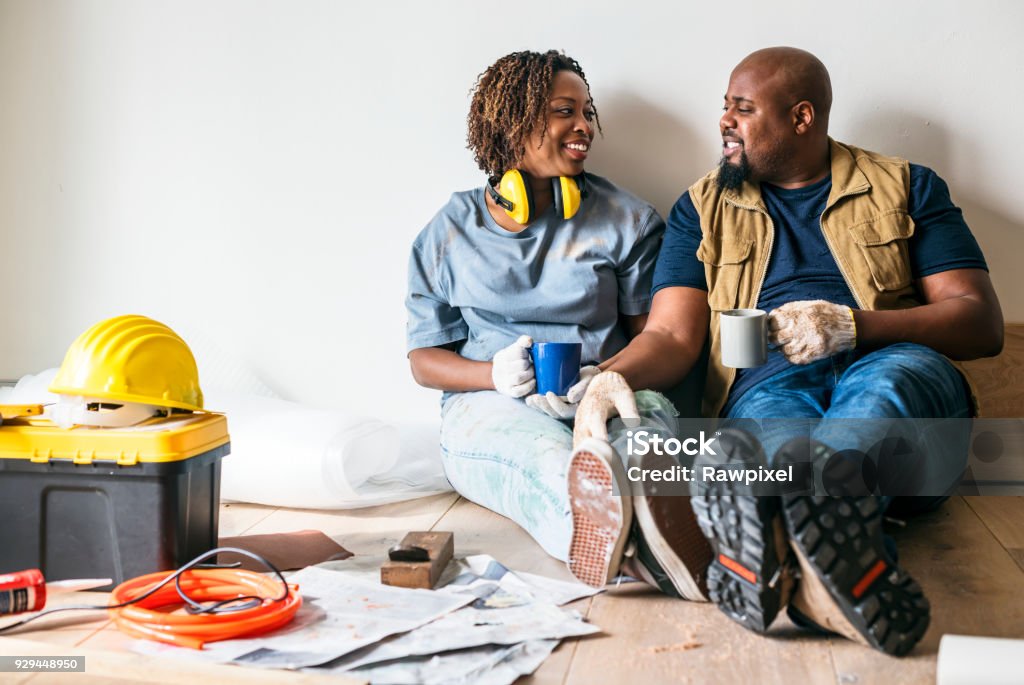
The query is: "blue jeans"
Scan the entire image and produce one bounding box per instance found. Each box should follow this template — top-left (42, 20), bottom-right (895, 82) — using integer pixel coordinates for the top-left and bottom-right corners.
top-left (724, 343), bottom-right (972, 512)
top-left (440, 390), bottom-right (678, 561)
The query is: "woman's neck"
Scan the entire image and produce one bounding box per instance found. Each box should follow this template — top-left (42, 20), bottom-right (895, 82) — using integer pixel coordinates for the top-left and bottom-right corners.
top-left (485, 177), bottom-right (553, 232)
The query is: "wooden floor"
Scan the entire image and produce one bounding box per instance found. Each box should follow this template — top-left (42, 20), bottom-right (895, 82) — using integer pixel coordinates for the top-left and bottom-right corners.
top-left (13, 493), bottom-right (1021, 685)
top-left (211, 493), bottom-right (1023, 685)
top-left (5, 494), bottom-right (1022, 684)
top-left (3, 326), bottom-right (1022, 684)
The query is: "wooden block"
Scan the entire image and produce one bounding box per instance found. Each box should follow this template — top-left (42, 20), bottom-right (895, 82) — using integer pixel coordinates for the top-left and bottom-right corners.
top-left (380, 531), bottom-right (454, 589)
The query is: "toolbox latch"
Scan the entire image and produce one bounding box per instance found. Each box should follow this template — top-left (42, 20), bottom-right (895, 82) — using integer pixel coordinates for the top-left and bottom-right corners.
top-left (116, 451), bottom-right (140, 466)
top-left (73, 450), bottom-right (95, 465)
top-left (29, 449), bottom-right (52, 464)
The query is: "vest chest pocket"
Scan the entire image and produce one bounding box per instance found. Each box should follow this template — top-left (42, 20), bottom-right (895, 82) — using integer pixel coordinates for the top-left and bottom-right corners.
top-left (849, 211), bottom-right (915, 292)
top-left (697, 237), bottom-right (753, 311)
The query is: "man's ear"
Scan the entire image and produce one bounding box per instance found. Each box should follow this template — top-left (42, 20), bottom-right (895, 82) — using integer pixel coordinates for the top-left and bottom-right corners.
top-left (793, 100), bottom-right (815, 135)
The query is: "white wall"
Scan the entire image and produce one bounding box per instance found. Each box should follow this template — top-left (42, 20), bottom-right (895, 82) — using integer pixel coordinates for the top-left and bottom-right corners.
top-left (1, 0), bottom-right (1022, 420)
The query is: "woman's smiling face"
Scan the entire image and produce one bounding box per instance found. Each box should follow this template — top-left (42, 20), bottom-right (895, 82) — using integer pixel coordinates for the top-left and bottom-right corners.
top-left (519, 70), bottom-right (595, 180)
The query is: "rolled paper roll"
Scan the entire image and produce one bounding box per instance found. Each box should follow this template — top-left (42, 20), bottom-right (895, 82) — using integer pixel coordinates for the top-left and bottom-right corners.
top-left (937, 634), bottom-right (1024, 685)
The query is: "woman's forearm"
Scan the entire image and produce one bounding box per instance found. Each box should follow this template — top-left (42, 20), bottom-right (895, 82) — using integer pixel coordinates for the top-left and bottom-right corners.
top-left (408, 346), bottom-right (495, 392)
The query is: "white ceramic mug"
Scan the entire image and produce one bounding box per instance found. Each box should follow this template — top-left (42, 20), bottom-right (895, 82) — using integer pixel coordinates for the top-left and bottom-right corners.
top-left (720, 309), bottom-right (768, 368)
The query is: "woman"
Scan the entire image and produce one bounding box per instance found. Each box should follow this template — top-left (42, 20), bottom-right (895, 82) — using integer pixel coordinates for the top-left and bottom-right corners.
top-left (405, 50), bottom-right (709, 595)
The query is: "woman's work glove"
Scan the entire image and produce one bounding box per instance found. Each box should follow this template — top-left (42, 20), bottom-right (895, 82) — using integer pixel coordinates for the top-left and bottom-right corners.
top-left (572, 371), bottom-right (640, 447)
top-left (768, 300), bottom-right (857, 365)
top-left (525, 365), bottom-right (600, 419)
top-left (491, 335), bottom-right (536, 397)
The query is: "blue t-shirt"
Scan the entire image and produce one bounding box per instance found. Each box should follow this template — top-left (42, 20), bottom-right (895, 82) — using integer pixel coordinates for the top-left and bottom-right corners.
top-left (652, 164), bottom-right (988, 414)
top-left (407, 173), bottom-right (664, 380)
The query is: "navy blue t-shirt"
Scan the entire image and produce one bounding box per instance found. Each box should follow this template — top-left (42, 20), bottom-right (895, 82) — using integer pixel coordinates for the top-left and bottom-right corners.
top-left (652, 164), bottom-right (988, 414)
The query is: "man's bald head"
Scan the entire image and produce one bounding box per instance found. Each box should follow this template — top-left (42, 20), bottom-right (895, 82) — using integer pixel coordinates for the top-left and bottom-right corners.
top-left (717, 47), bottom-right (834, 189)
top-left (734, 47), bottom-right (832, 126)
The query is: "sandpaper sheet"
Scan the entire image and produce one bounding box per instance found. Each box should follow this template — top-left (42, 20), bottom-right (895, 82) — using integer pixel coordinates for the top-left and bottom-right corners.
top-left (217, 529), bottom-right (352, 571)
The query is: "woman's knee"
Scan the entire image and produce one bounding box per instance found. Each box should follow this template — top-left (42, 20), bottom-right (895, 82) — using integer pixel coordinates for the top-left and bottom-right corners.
top-left (635, 389), bottom-right (678, 417)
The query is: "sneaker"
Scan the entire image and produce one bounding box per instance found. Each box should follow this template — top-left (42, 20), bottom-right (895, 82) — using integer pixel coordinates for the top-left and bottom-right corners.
top-left (631, 448), bottom-right (712, 601)
top-left (776, 437), bottom-right (930, 656)
top-left (690, 428), bottom-right (795, 632)
top-left (566, 437), bottom-right (633, 587)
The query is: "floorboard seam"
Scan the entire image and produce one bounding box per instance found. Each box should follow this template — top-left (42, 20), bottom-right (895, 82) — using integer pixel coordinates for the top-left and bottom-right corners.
top-left (76, 620), bottom-right (114, 647)
top-left (965, 496), bottom-right (1024, 573)
top-left (559, 634), bottom-right (583, 685)
top-left (961, 497), bottom-right (1020, 560)
top-left (429, 494), bottom-right (462, 530)
top-left (235, 505), bottom-right (282, 536)
top-left (825, 637), bottom-right (843, 685)
top-left (1007, 548), bottom-right (1024, 574)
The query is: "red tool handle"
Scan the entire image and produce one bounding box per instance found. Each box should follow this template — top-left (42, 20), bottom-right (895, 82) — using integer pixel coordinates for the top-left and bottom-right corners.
top-left (0, 569), bottom-right (46, 615)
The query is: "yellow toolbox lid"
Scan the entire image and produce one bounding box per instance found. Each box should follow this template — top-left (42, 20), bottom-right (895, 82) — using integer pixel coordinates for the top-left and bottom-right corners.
top-left (0, 413), bottom-right (229, 466)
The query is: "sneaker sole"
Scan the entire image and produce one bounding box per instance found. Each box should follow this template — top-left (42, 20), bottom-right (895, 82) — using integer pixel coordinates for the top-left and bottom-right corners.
top-left (691, 429), bottom-right (788, 632)
top-left (567, 443), bottom-right (631, 587)
top-left (781, 492), bottom-right (930, 656)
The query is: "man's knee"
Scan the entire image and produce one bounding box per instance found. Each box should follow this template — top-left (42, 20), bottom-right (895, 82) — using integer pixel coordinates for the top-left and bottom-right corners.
top-left (840, 343), bottom-right (969, 416)
top-left (862, 342), bottom-right (945, 365)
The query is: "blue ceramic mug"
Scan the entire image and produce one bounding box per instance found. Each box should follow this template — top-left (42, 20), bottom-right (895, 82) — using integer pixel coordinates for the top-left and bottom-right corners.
top-left (531, 342), bottom-right (582, 396)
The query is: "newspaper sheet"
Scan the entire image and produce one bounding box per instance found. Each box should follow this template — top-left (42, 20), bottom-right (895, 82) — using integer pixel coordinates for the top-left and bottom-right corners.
top-left (132, 565), bottom-right (472, 668)
top-left (338, 639), bottom-right (560, 685)
top-left (132, 554), bottom-right (601, 679)
top-left (315, 555), bottom-right (599, 673)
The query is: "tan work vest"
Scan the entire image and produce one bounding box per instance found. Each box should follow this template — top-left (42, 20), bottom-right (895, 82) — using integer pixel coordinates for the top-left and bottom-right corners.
top-left (689, 138), bottom-right (975, 417)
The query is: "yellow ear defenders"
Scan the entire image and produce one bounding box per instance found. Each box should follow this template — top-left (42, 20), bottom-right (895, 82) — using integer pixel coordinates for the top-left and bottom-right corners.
top-left (486, 170), bottom-right (587, 225)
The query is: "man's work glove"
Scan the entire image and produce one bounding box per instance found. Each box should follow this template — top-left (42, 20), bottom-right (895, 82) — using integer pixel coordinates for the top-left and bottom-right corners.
top-left (572, 371), bottom-right (640, 447)
top-left (491, 335), bottom-right (536, 397)
top-left (768, 300), bottom-right (857, 365)
top-left (525, 365), bottom-right (600, 419)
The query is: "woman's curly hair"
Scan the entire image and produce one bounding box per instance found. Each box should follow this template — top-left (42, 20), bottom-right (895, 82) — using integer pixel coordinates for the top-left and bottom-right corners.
top-left (467, 50), bottom-right (601, 184)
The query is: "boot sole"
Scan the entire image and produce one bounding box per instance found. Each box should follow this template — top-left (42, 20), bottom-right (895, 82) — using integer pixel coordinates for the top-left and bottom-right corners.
top-left (780, 490), bottom-right (930, 655)
top-left (782, 489), bottom-right (929, 655)
top-left (691, 430), bottom-right (787, 632)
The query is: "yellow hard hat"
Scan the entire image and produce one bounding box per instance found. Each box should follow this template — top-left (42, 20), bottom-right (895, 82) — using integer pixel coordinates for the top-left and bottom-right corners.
top-left (49, 315), bottom-right (204, 412)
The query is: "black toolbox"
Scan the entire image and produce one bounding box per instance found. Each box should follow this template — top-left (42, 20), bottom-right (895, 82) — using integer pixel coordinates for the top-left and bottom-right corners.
top-left (0, 413), bottom-right (229, 587)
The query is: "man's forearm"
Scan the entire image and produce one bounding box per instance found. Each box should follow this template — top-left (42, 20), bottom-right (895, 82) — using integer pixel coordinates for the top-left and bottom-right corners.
top-left (601, 329), bottom-right (700, 392)
top-left (854, 296), bottom-right (1003, 360)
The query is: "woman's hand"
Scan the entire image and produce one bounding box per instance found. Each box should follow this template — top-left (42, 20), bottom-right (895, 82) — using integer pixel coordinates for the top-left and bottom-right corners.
top-left (572, 371), bottom-right (640, 448)
top-left (525, 365), bottom-right (600, 419)
top-left (491, 335), bottom-right (536, 397)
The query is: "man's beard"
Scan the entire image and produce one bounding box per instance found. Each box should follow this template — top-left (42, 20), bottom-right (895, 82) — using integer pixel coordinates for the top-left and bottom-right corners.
top-left (716, 152), bottom-right (750, 191)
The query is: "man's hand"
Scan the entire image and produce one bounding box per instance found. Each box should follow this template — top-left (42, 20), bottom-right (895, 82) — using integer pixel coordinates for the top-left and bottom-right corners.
top-left (572, 371), bottom-right (640, 447)
top-left (525, 365), bottom-right (600, 419)
top-left (768, 300), bottom-right (857, 364)
top-left (491, 335), bottom-right (535, 397)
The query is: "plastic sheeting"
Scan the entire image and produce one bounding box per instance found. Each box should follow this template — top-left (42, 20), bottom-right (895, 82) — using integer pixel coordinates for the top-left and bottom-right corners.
top-left (0, 362), bottom-right (452, 510)
top-left (209, 388), bottom-right (452, 508)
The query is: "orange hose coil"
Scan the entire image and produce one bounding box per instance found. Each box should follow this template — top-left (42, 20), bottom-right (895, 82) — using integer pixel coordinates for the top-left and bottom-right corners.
top-left (108, 569), bottom-right (302, 649)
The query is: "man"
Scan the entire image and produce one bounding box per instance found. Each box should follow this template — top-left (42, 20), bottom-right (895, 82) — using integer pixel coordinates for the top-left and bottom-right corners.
top-left (574, 47), bottom-right (1003, 656)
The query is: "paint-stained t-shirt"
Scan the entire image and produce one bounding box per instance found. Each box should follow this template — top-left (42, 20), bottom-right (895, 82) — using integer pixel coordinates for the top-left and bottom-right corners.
top-left (406, 173), bottom-right (664, 379)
